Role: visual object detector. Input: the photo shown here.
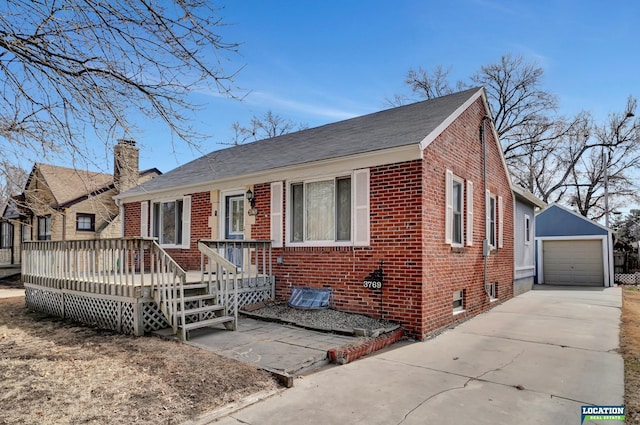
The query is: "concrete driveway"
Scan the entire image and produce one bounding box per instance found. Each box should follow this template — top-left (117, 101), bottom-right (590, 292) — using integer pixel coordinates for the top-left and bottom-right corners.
top-left (211, 286), bottom-right (623, 425)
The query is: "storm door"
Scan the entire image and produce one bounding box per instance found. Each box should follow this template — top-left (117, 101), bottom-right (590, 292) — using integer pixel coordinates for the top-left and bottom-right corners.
top-left (224, 195), bottom-right (244, 269)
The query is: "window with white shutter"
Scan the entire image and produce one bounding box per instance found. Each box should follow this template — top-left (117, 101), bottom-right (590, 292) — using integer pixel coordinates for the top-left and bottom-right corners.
top-left (498, 195), bottom-right (504, 248)
top-left (445, 169), bottom-right (464, 247)
top-left (182, 195), bottom-right (191, 248)
top-left (466, 181), bottom-right (473, 246)
top-left (353, 169), bottom-right (370, 246)
top-left (140, 201), bottom-right (149, 237)
top-left (285, 169), bottom-right (369, 247)
top-left (270, 182), bottom-right (283, 248)
top-left (150, 196), bottom-right (191, 248)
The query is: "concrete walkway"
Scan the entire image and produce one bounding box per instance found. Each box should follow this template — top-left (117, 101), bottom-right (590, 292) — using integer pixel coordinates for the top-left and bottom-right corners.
top-left (213, 286), bottom-right (623, 425)
top-left (186, 318), bottom-right (361, 376)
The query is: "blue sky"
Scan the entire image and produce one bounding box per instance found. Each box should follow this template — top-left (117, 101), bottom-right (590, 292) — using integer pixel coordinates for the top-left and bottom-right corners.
top-left (133, 0), bottom-right (639, 173)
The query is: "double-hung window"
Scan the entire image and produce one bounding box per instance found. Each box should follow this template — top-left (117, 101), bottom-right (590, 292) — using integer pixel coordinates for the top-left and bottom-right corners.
top-left (38, 215), bottom-right (51, 240)
top-left (275, 169), bottom-right (369, 247)
top-left (22, 223), bottom-right (30, 241)
top-left (153, 200), bottom-right (182, 245)
top-left (488, 194), bottom-right (496, 248)
top-left (150, 196), bottom-right (191, 248)
top-left (290, 176), bottom-right (351, 243)
top-left (446, 170), bottom-right (473, 247)
top-left (452, 179), bottom-right (463, 245)
top-left (0, 222), bottom-right (12, 248)
top-left (485, 191), bottom-right (504, 249)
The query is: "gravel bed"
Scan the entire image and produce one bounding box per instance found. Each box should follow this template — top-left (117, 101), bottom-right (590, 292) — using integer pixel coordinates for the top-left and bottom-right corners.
top-left (243, 303), bottom-right (398, 335)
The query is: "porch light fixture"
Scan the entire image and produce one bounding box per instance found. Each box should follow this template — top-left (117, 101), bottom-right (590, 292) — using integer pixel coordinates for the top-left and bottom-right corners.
top-left (246, 188), bottom-right (256, 208)
top-left (246, 187), bottom-right (258, 216)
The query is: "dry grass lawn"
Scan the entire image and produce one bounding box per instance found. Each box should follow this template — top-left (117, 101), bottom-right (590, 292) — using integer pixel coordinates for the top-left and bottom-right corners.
top-left (0, 296), bottom-right (279, 425)
top-left (622, 287), bottom-right (640, 424)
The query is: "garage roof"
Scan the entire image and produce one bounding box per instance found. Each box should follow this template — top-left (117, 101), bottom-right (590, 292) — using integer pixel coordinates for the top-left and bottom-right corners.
top-left (535, 204), bottom-right (609, 237)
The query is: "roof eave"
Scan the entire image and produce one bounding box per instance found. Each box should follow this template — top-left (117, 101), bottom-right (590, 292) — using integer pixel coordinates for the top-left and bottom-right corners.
top-left (115, 144), bottom-right (423, 203)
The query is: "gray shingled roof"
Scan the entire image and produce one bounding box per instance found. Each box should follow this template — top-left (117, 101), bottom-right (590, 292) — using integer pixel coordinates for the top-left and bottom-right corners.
top-left (121, 88), bottom-right (481, 197)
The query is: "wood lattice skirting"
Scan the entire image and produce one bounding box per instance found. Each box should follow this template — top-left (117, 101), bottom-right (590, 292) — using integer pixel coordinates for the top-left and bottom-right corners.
top-left (23, 280), bottom-right (275, 336)
top-left (24, 283), bottom-right (169, 336)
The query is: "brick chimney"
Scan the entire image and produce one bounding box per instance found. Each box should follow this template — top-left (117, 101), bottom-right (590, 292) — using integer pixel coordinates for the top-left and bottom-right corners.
top-left (113, 139), bottom-right (139, 193)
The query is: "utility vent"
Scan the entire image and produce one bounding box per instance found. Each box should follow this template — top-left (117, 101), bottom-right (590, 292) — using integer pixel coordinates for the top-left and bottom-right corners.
top-left (288, 287), bottom-right (332, 310)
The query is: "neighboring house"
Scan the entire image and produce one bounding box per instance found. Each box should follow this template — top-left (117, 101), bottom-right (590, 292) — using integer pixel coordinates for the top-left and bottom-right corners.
top-left (116, 88), bottom-right (515, 339)
top-left (0, 140), bottom-right (160, 264)
top-left (0, 197), bottom-right (25, 265)
top-left (512, 185), bottom-right (546, 296)
top-left (535, 203), bottom-right (614, 287)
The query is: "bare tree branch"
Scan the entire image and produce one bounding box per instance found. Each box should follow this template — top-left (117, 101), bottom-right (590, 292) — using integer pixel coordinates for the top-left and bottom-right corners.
top-left (228, 110), bottom-right (308, 145)
top-left (0, 0), bottom-right (241, 176)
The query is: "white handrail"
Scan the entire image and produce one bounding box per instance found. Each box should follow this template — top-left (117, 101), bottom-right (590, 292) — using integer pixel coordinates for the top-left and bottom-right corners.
top-left (198, 241), bottom-right (238, 324)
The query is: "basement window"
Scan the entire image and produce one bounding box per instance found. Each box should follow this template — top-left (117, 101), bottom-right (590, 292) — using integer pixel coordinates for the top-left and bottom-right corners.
top-left (453, 289), bottom-right (465, 314)
top-left (486, 282), bottom-right (498, 301)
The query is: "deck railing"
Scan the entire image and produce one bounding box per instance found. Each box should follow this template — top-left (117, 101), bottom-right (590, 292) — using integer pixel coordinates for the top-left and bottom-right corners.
top-left (197, 242), bottom-right (239, 328)
top-left (198, 239), bottom-right (274, 311)
top-left (21, 238), bottom-right (186, 301)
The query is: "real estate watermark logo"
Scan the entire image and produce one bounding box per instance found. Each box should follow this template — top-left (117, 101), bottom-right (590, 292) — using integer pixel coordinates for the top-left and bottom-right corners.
top-left (581, 406), bottom-right (625, 423)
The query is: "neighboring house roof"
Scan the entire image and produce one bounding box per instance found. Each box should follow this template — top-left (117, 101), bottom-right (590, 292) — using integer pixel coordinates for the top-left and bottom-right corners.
top-left (118, 87), bottom-right (485, 198)
top-left (30, 163), bottom-right (114, 207)
top-left (535, 203), bottom-right (610, 237)
top-left (26, 164), bottom-right (162, 209)
top-left (1, 195), bottom-right (24, 220)
top-left (512, 185), bottom-right (546, 209)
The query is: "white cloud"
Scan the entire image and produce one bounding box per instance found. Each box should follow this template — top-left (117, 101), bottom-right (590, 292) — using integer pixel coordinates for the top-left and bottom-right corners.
top-left (247, 91), bottom-right (367, 121)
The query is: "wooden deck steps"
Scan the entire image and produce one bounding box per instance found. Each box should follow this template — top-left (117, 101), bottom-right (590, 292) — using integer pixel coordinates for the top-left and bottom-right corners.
top-left (173, 284), bottom-right (236, 340)
top-left (181, 316), bottom-right (235, 332)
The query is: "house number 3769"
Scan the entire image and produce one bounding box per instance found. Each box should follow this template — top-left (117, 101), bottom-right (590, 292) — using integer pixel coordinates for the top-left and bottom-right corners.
top-left (363, 281), bottom-right (383, 289)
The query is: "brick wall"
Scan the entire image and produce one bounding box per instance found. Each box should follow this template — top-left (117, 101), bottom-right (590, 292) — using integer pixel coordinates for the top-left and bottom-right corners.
top-left (123, 201), bottom-right (141, 237)
top-left (420, 96), bottom-right (514, 337)
top-left (251, 160), bottom-right (425, 336)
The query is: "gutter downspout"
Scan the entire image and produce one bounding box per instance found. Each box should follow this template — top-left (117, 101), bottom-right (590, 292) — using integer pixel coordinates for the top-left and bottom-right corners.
top-left (481, 116), bottom-right (490, 298)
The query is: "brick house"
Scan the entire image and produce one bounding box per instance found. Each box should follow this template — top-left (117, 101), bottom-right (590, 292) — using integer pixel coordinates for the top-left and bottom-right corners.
top-left (116, 88), bottom-right (515, 339)
top-left (0, 140), bottom-right (160, 265)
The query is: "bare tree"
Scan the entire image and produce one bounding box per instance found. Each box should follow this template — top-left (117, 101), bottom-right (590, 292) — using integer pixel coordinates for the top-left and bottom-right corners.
top-left (509, 113), bottom-right (591, 203)
top-left (387, 65), bottom-right (463, 107)
top-left (0, 0), bottom-right (240, 173)
top-left (229, 110), bottom-right (308, 145)
top-left (399, 54), bottom-right (561, 162)
top-left (469, 54), bottom-right (559, 160)
top-left (567, 98), bottom-right (639, 219)
top-left (0, 162), bottom-right (27, 211)
top-left (397, 54), bottom-right (640, 218)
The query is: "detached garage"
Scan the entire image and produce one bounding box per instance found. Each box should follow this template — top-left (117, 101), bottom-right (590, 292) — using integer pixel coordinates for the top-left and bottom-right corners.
top-left (535, 204), bottom-right (614, 287)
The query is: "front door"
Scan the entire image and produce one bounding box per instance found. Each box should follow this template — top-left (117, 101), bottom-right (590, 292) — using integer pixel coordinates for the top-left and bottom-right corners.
top-left (225, 195), bottom-right (244, 268)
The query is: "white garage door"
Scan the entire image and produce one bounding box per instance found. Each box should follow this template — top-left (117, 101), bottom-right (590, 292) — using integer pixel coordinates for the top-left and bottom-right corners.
top-left (543, 240), bottom-right (604, 286)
